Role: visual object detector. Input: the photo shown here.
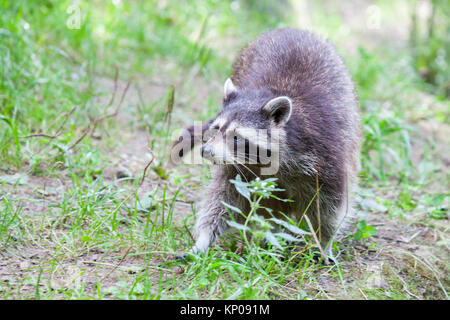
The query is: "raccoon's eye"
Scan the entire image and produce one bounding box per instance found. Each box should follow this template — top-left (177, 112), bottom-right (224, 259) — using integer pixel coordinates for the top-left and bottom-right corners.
top-left (230, 129), bottom-right (239, 141)
top-left (203, 126), bottom-right (218, 141)
top-left (233, 129), bottom-right (244, 141)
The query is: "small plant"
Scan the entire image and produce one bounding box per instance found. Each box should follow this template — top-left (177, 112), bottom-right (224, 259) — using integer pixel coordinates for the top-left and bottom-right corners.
top-left (223, 175), bottom-right (310, 254)
top-left (361, 107), bottom-right (412, 181)
top-left (423, 193), bottom-right (449, 220)
top-left (409, 0), bottom-right (450, 97)
top-left (353, 220), bottom-right (377, 242)
top-left (0, 195), bottom-right (22, 247)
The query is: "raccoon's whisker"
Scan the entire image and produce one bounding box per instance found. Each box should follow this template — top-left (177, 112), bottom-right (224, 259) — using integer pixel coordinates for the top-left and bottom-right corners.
top-left (229, 156), bottom-right (248, 182)
top-left (233, 151), bottom-right (262, 162)
top-left (233, 152), bottom-right (251, 158)
top-left (231, 157), bottom-right (258, 178)
top-left (232, 152), bottom-right (253, 164)
top-left (239, 163), bottom-right (258, 178)
top-left (232, 153), bottom-right (259, 168)
top-left (232, 163), bottom-right (249, 182)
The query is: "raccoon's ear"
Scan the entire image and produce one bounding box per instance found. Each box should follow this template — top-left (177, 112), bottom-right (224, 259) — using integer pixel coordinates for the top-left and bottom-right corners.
top-left (224, 78), bottom-right (237, 99)
top-left (262, 96), bottom-right (292, 125)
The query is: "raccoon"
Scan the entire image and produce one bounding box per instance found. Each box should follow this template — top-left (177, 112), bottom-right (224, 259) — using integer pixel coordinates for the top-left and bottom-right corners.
top-left (173, 28), bottom-right (361, 259)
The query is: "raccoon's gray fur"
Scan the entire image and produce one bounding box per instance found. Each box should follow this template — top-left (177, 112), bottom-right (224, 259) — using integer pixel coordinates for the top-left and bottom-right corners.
top-left (175, 28), bottom-right (361, 259)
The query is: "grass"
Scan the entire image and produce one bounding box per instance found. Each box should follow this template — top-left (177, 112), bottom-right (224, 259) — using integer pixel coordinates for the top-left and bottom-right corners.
top-left (0, 0), bottom-right (449, 300)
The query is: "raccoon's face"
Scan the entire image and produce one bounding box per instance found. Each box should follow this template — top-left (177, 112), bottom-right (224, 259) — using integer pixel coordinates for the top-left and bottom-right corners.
top-left (200, 78), bottom-right (292, 166)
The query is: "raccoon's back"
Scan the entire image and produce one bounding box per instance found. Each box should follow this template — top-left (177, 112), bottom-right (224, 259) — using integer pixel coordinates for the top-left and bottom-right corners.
top-left (231, 28), bottom-right (353, 103)
top-left (231, 28), bottom-right (361, 188)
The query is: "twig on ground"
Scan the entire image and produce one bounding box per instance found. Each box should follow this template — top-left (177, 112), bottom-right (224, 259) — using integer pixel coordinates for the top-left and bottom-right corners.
top-left (69, 76), bottom-right (133, 150)
top-left (19, 133), bottom-right (61, 139)
top-left (396, 250), bottom-right (448, 299)
top-left (18, 106), bottom-right (77, 140)
top-left (96, 76), bottom-right (132, 123)
top-left (359, 288), bottom-right (368, 300)
top-left (100, 245), bottom-right (133, 283)
top-left (68, 124), bottom-right (92, 150)
top-left (139, 147), bottom-right (155, 186)
top-left (18, 69), bottom-right (131, 152)
top-left (403, 229), bottom-right (422, 243)
top-left (106, 66), bottom-right (119, 109)
top-left (89, 66), bottom-right (119, 138)
top-left (390, 266), bottom-right (421, 299)
top-left (164, 85), bottom-right (175, 123)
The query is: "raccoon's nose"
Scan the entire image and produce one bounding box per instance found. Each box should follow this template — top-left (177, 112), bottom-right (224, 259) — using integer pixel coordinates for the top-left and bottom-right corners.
top-left (201, 145), bottom-right (214, 158)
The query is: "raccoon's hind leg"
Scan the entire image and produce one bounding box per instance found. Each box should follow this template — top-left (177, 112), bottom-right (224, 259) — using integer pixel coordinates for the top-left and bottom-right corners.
top-left (310, 197), bottom-right (349, 263)
top-left (318, 216), bottom-right (337, 260)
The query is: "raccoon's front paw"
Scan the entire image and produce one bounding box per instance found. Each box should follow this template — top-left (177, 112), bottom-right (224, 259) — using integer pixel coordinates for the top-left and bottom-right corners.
top-left (174, 246), bottom-right (206, 263)
top-left (311, 251), bottom-right (332, 265)
top-left (175, 253), bottom-right (189, 262)
top-left (174, 251), bottom-right (198, 262)
top-left (192, 232), bottom-right (212, 255)
top-left (311, 245), bottom-right (336, 266)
